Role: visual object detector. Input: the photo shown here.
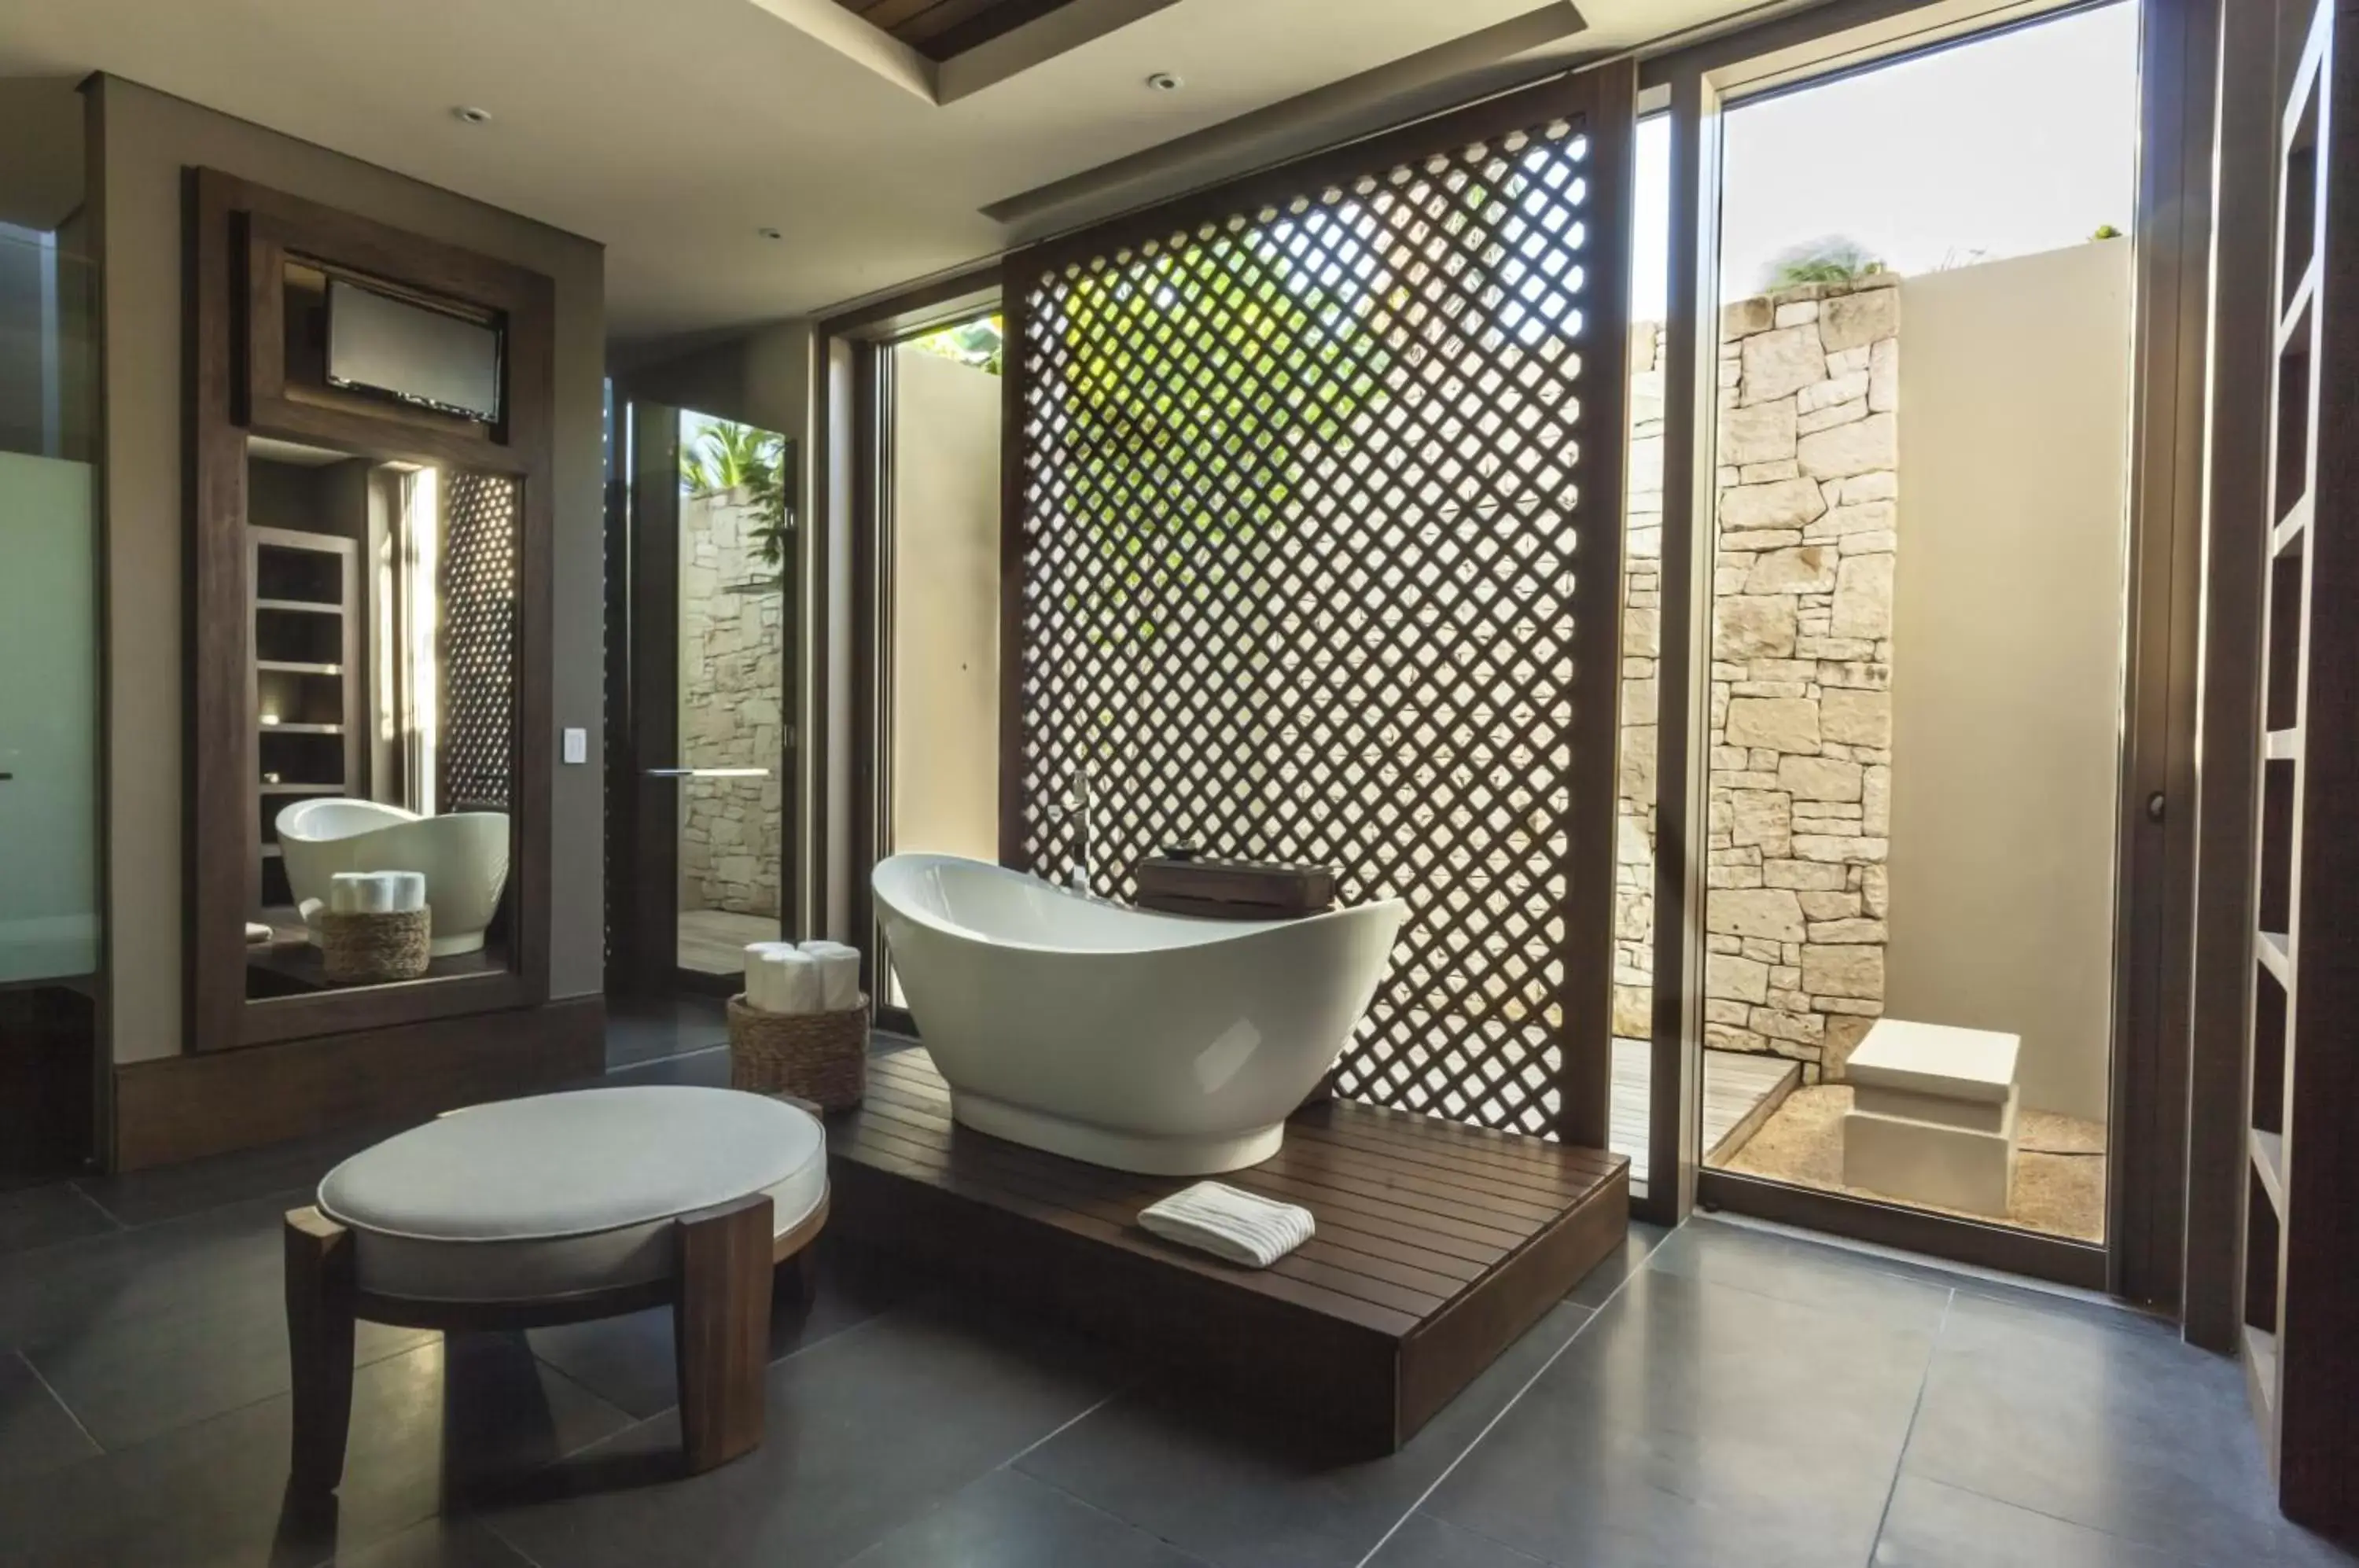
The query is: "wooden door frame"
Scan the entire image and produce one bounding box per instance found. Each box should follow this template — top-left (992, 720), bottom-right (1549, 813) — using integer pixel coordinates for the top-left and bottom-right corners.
top-left (609, 396), bottom-right (683, 996)
top-left (1632, 0), bottom-right (2218, 1304)
top-left (816, 268), bottom-right (1003, 1027)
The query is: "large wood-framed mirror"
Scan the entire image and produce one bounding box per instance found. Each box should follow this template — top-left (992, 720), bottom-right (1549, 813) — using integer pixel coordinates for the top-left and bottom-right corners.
top-left (188, 170), bottom-right (555, 1053)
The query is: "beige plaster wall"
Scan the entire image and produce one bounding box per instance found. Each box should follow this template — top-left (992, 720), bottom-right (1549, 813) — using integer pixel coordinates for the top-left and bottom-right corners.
top-left (887, 347), bottom-right (1000, 866)
top-left (1886, 240), bottom-right (2133, 1123)
top-left (90, 75), bottom-right (608, 1062)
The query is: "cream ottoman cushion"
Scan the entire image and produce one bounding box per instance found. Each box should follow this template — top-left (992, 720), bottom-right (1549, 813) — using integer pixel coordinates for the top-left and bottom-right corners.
top-left (318, 1085), bottom-right (826, 1303)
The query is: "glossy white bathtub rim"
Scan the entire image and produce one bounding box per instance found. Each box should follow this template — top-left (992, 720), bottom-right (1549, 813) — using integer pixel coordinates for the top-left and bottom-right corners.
top-left (871, 853), bottom-right (1407, 1175)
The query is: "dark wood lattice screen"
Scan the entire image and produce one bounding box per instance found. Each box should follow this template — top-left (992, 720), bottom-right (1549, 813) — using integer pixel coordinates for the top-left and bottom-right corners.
top-left (1001, 71), bottom-right (1633, 1139)
top-left (439, 470), bottom-right (519, 812)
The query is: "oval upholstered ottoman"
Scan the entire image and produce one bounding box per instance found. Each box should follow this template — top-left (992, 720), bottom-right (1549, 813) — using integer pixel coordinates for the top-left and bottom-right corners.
top-left (283, 1086), bottom-right (829, 1491)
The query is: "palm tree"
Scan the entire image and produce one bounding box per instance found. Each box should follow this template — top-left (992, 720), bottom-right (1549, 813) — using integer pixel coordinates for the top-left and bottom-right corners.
top-left (681, 419), bottom-right (794, 590)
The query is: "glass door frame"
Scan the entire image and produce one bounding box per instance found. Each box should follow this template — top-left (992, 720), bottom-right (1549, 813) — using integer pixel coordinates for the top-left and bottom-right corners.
top-left (605, 396), bottom-right (800, 997)
top-left (1634, 0), bottom-right (2217, 1301)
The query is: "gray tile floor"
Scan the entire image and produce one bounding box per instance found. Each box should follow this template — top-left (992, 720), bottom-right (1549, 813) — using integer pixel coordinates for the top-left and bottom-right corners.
top-left (0, 1007), bottom-right (2349, 1568)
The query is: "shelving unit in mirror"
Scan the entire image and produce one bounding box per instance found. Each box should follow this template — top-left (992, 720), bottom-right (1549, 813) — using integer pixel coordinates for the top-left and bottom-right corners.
top-left (248, 517), bottom-right (359, 911)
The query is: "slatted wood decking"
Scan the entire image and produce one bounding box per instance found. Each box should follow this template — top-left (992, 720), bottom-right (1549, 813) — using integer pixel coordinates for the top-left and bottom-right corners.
top-left (826, 1048), bottom-right (1630, 1454)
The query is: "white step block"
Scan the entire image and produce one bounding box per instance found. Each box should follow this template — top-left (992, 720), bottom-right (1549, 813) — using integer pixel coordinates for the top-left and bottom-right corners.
top-left (1846, 1018), bottom-right (2019, 1103)
top-left (1843, 1110), bottom-right (2016, 1216)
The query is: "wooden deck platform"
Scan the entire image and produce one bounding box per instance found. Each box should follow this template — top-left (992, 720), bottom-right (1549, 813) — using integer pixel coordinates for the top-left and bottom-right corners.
top-left (826, 1048), bottom-right (1629, 1455)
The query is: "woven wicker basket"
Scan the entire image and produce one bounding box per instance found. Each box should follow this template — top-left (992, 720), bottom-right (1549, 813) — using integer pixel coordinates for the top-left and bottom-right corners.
top-left (727, 994), bottom-right (869, 1110)
top-left (321, 908), bottom-right (432, 985)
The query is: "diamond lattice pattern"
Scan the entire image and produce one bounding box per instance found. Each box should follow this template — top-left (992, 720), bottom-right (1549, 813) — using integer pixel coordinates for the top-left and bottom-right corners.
top-left (1009, 116), bottom-right (1599, 1136)
top-left (440, 471), bottom-right (518, 813)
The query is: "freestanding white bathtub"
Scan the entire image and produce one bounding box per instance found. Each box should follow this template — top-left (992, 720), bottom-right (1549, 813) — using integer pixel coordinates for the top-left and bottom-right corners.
top-left (871, 853), bottom-right (1408, 1175)
top-left (278, 799), bottom-right (511, 957)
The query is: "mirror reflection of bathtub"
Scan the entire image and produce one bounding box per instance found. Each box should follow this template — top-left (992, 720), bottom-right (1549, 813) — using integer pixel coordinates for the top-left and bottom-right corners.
top-left (872, 853), bottom-right (1408, 1176)
top-left (242, 436), bottom-right (521, 996)
top-left (276, 799), bottom-right (510, 956)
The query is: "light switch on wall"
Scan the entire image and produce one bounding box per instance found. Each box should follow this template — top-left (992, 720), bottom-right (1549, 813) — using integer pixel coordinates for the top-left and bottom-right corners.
top-left (562, 727), bottom-right (587, 765)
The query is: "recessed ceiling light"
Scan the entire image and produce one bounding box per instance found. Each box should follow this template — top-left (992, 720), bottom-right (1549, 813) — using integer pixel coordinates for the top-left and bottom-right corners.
top-left (757, 227), bottom-right (783, 241)
top-left (1146, 72), bottom-right (1183, 92)
top-left (452, 105), bottom-right (493, 126)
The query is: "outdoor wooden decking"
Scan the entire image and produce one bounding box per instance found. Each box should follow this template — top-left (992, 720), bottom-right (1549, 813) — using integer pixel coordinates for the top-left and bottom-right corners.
top-left (1608, 1041), bottom-right (1804, 1185)
top-left (826, 1048), bottom-right (1630, 1454)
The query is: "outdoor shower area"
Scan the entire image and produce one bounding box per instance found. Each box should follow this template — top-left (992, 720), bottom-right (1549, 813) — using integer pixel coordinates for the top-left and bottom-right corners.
top-left (1615, 1), bottom-right (2140, 1242)
top-left (673, 414), bottom-right (791, 974)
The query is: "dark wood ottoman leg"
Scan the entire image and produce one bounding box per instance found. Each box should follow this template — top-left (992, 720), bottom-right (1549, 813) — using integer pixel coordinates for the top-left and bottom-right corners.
top-left (285, 1207), bottom-right (355, 1493)
top-left (674, 1194), bottom-right (775, 1474)
top-left (786, 1236), bottom-right (822, 1310)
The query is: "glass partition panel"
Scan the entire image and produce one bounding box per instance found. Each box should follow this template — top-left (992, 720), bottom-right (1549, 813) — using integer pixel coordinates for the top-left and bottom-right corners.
top-left (0, 225), bottom-right (99, 985)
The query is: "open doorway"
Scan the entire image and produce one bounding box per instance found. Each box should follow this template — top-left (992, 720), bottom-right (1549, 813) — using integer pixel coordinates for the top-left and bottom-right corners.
top-left (605, 397), bottom-right (797, 995)
top-left (869, 314), bottom-right (1003, 1020)
top-left (1669, 3), bottom-right (2141, 1253)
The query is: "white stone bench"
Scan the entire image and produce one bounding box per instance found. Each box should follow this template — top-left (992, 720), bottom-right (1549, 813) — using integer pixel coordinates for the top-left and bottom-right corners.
top-left (1841, 1018), bottom-right (2019, 1216)
top-left (284, 1085), bottom-right (829, 1492)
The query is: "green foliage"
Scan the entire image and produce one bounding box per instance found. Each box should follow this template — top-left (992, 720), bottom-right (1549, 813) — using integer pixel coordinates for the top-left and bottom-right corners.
top-left (910, 316), bottom-right (1004, 375)
top-left (2089, 223), bottom-right (2123, 241)
top-left (1050, 223), bottom-right (1394, 649)
top-left (1761, 236), bottom-right (1888, 291)
top-left (679, 418), bottom-right (794, 587)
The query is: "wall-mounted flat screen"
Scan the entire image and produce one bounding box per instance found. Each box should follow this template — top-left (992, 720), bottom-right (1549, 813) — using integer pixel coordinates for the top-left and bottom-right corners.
top-left (326, 279), bottom-right (503, 423)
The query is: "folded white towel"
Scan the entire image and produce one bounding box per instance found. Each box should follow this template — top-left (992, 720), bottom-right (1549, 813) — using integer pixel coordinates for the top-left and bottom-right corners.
top-left (1138, 1181), bottom-right (1314, 1268)
top-left (746, 945), bottom-right (821, 1015)
top-left (798, 940), bottom-right (863, 1011)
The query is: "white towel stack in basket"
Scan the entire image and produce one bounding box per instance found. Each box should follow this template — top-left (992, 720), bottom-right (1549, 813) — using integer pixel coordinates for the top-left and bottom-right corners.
top-left (744, 940), bottom-right (863, 1015)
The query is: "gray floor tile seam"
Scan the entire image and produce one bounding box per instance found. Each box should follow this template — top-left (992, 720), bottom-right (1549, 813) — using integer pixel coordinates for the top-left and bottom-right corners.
top-left (70, 1176), bottom-right (336, 1234)
top-left (1636, 1253), bottom-right (1951, 1342)
top-left (515, 1292), bottom-right (906, 1454)
top-left (12, 1347), bottom-right (103, 1459)
top-left (1706, 1213), bottom-right (2151, 1323)
top-left (50, 1180), bottom-right (128, 1238)
top-left (1004, 1459), bottom-right (1220, 1568)
top-left (1863, 1286), bottom-right (1955, 1568)
top-left (289, 1351), bottom-right (654, 1568)
top-left (1397, 1509), bottom-right (1565, 1567)
top-left (1680, 1226), bottom-right (1991, 1311)
top-left (1345, 1245), bottom-right (1646, 1568)
top-left (995, 1384), bottom-right (1132, 1471)
top-left (471, 1514), bottom-right (556, 1568)
top-left (1889, 1474), bottom-right (2237, 1568)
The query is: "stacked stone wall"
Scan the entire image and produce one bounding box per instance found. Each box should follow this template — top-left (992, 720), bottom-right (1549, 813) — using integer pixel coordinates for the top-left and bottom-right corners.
top-left (1615, 274), bottom-right (1901, 1082)
top-left (679, 489), bottom-right (786, 918)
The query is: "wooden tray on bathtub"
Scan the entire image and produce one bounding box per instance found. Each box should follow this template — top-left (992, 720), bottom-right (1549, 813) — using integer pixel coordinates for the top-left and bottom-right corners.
top-left (823, 1046), bottom-right (1629, 1455)
top-left (1132, 855), bottom-right (1337, 919)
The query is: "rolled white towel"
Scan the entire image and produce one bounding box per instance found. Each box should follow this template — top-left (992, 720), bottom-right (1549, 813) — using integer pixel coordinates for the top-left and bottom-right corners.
top-left (747, 945), bottom-right (822, 1015)
top-left (329, 871), bottom-right (399, 915)
top-left (798, 940), bottom-right (863, 1012)
top-left (742, 945), bottom-right (781, 1011)
top-left (381, 871), bottom-right (427, 914)
top-left (1138, 1181), bottom-right (1314, 1268)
